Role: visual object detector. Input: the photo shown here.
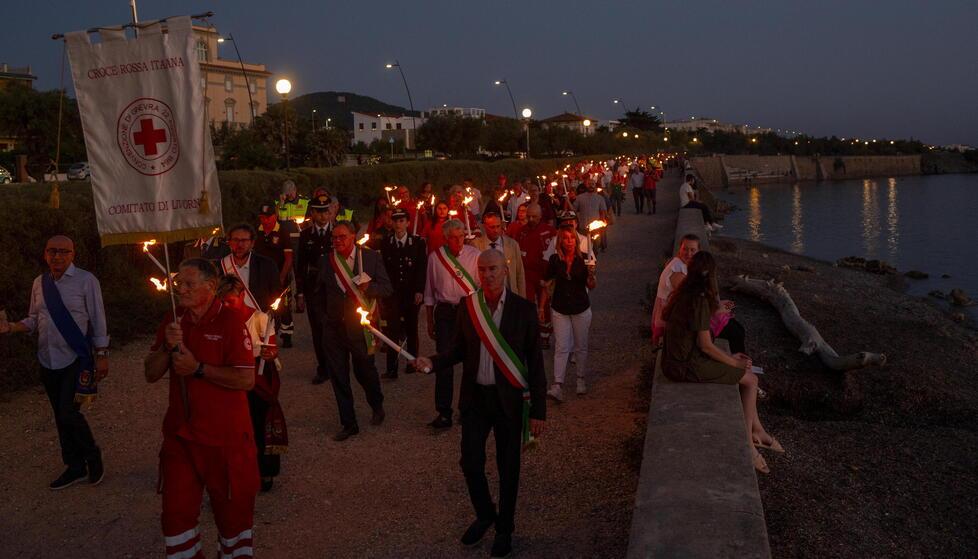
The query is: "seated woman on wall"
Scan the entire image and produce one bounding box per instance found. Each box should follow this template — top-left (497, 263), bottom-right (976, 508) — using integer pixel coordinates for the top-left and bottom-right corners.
top-left (661, 251), bottom-right (781, 473)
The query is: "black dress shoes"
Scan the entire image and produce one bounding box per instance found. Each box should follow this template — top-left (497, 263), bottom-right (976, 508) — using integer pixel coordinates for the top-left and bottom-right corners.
top-left (428, 415), bottom-right (452, 429)
top-left (460, 517), bottom-right (495, 546)
top-left (332, 425), bottom-right (359, 442)
top-left (49, 467), bottom-right (87, 491)
top-left (490, 533), bottom-right (512, 557)
top-left (87, 453), bottom-right (105, 486)
top-left (370, 407), bottom-right (386, 426)
top-left (312, 373), bottom-right (329, 385)
top-left (260, 477), bottom-right (274, 493)
top-left (380, 371), bottom-right (398, 380)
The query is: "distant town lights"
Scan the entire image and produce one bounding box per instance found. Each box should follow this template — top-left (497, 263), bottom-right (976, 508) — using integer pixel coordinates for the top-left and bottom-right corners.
top-left (622, 132), bottom-right (629, 138)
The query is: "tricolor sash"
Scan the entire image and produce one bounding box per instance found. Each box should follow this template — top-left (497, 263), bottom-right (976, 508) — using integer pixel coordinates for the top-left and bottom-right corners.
top-left (220, 255), bottom-right (261, 310)
top-left (41, 273), bottom-right (97, 404)
top-left (329, 248), bottom-right (377, 351)
top-left (435, 246), bottom-right (478, 295)
top-left (464, 290), bottom-right (533, 444)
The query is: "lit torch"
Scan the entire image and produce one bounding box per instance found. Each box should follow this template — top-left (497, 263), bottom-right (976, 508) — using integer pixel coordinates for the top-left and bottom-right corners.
top-left (586, 220), bottom-right (606, 263)
top-left (413, 201), bottom-right (424, 235)
top-left (355, 234), bottom-right (370, 284)
top-left (462, 196), bottom-right (474, 236)
top-left (150, 277), bottom-right (168, 291)
top-left (257, 293), bottom-right (285, 376)
top-left (142, 240), bottom-right (167, 274)
top-left (357, 306), bottom-right (429, 371)
top-left (384, 185), bottom-right (394, 204)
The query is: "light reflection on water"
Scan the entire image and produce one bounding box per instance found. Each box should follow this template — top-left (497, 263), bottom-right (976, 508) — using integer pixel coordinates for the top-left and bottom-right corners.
top-left (748, 186), bottom-right (761, 242)
top-left (791, 183), bottom-right (803, 253)
top-left (715, 174), bottom-right (978, 319)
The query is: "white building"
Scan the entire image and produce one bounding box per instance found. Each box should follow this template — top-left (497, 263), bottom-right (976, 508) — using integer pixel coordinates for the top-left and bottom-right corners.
top-left (351, 111), bottom-right (424, 149)
top-left (663, 117), bottom-right (771, 135)
top-left (424, 106), bottom-right (486, 119)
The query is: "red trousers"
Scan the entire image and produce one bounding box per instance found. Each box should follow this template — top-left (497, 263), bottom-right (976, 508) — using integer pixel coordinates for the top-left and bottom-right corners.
top-left (159, 436), bottom-right (259, 558)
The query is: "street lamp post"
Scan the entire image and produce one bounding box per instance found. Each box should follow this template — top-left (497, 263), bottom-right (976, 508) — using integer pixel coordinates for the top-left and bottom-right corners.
top-left (217, 34), bottom-right (255, 126)
top-left (493, 79), bottom-right (519, 119)
top-left (275, 78), bottom-right (292, 170)
top-left (312, 109), bottom-right (317, 132)
top-left (385, 60), bottom-right (417, 152)
top-left (521, 107), bottom-right (532, 157)
top-left (582, 119), bottom-right (592, 136)
top-left (561, 90), bottom-right (582, 115)
top-left (326, 118), bottom-right (331, 130)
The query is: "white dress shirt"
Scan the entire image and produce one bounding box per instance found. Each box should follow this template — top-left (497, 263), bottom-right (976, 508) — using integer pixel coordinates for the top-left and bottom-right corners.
top-left (476, 289), bottom-right (506, 386)
top-left (423, 244), bottom-right (481, 306)
top-left (235, 253), bottom-right (252, 292)
top-left (20, 264), bottom-right (110, 369)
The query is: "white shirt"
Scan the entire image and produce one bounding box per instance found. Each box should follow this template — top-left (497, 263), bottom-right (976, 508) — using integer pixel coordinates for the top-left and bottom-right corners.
top-left (679, 182), bottom-right (695, 207)
top-left (506, 191), bottom-right (530, 218)
top-left (20, 264), bottom-right (110, 369)
top-left (424, 244), bottom-right (481, 306)
top-left (656, 257), bottom-right (687, 302)
top-left (486, 236), bottom-right (504, 254)
top-left (477, 289), bottom-right (506, 386)
top-left (234, 253), bottom-right (252, 293)
top-left (393, 232), bottom-right (409, 247)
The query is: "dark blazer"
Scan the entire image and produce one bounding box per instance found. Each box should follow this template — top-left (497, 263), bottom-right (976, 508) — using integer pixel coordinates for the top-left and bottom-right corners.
top-left (380, 234), bottom-right (427, 297)
top-left (218, 251), bottom-right (281, 312)
top-left (315, 247), bottom-right (393, 323)
top-left (295, 223), bottom-right (333, 297)
top-left (432, 290), bottom-right (547, 422)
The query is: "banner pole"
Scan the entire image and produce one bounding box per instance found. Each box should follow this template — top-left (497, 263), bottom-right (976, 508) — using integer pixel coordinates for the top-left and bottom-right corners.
top-left (163, 242), bottom-right (189, 419)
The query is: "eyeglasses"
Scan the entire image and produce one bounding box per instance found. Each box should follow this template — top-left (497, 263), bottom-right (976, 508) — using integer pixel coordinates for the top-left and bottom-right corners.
top-left (45, 249), bottom-right (73, 256)
top-left (228, 237), bottom-right (253, 244)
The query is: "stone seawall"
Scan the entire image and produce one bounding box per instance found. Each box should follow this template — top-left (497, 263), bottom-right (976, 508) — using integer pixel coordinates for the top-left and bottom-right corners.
top-left (691, 155), bottom-right (923, 188)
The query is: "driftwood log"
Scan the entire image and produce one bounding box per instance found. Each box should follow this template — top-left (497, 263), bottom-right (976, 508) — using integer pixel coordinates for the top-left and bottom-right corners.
top-left (729, 275), bottom-right (887, 371)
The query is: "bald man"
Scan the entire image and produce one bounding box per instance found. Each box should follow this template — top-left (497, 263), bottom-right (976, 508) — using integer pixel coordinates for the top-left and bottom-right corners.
top-left (413, 250), bottom-right (546, 557)
top-left (1, 235), bottom-right (109, 490)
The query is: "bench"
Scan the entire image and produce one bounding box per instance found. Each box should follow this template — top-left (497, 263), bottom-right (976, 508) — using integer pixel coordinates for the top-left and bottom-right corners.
top-left (627, 206), bottom-right (770, 559)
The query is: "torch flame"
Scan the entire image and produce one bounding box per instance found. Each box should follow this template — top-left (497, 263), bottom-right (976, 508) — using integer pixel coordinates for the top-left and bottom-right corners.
top-left (294, 217), bottom-right (306, 225)
top-left (430, 195), bottom-right (436, 205)
top-left (150, 277), bottom-right (167, 291)
top-left (142, 239), bottom-right (157, 252)
top-left (392, 198), bottom-right (402, 206)
top-left (270, 297), bottom-right (282, 311)
top-left (384, 186), bottom-right (394, 192)
top-left (550, 181), bottom-right (558, 187)
top-left (356, 306), bottom-right (370, 326)
top-left (416, 201), bottom-right (424, 209)
top-left (498, 193), bottom-right (508, 202)
top-left (448, 210), bottom-right (458, 217)
top-left (588, 220), bottom-right (607, 232)
top-left (462, 195), bottom-right (473, 205)
top-left (357, 234), bottom-right (370, 246)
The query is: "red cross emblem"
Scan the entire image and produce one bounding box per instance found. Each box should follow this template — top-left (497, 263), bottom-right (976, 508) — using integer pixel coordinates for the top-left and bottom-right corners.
top-left (117, 97), bottom-right (180, 176)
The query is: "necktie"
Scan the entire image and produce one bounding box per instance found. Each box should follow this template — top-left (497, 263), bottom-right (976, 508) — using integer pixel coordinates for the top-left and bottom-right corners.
top-left (490, 241), bottom-right (497, 250)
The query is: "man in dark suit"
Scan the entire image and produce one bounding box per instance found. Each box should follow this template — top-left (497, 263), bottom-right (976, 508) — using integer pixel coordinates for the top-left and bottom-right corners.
top-left (218, 223), bottom-right (282, 312)
top-left (295, 194), bottom-right (336, 384)
top-left (379, 208), bottom-right (427, 379)
top-left (413, 249), bottom-right (546, 558)
top-left (316, 221), bottom-right (393, 441)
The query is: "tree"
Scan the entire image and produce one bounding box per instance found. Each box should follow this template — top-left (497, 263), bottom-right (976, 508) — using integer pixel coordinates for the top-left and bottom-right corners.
top-left (0, 86), bottom-right (86, 176)
top-left (483, 118), bottom-right (522, 154)
top-left (416, 114), bottom-right (482, 157)
top-left (619, 110), bottom-right (662, 132)
top-left (304, 127), bottom-right (350, 167)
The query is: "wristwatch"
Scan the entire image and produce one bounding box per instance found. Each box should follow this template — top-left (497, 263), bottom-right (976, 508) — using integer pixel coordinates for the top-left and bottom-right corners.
top-left (193, 362), bottom-right (205, 379)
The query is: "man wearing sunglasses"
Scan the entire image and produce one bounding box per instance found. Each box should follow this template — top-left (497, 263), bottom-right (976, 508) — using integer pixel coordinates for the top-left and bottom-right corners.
top-left (1, 235), bottom-right (109, 490)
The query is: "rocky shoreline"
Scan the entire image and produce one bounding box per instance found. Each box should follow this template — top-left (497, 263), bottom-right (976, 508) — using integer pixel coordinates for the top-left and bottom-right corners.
top-left (709, 236), bottom-right (977, 558)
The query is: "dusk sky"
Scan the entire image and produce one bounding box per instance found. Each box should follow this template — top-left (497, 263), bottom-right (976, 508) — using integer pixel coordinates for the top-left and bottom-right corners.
top-left (5, 0), bottom-right (977, 145)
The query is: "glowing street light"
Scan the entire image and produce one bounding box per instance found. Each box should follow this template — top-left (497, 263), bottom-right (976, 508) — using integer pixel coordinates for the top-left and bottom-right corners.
top-left (561, 90), bottom-right (582, 115)
top-left (275, 78), bottom-right (292, 96)
top-left (275, 78), bottom-right (293, 170)
top-left (493, 79), bottom-right (519, 119)
top-left (521, 107), bottom-right (532, 119)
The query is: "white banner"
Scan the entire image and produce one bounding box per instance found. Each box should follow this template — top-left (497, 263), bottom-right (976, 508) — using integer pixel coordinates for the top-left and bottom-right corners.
top-left (66, 16), bottom-right (222, 246)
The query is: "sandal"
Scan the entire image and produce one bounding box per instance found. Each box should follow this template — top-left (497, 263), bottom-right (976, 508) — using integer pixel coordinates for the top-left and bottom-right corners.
top-left (752, 451), bottom-right (770, 474)
top-left (753, 435), bottom-right (785, 454)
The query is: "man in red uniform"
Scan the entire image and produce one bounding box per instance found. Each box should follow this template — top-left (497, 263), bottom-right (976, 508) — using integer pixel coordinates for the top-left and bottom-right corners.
top-left (515, 203), bottom-right (556, 349)
top-left (144, 258), bottom-right (259, 559)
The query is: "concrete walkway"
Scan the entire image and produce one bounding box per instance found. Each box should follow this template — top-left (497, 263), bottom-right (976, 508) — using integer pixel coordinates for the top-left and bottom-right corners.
top-left (0, 173), bottom-right (681, 558)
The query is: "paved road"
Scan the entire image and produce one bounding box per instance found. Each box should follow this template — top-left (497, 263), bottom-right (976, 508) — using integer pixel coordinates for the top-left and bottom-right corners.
top-left (0, 173), bottom-right (680, 558)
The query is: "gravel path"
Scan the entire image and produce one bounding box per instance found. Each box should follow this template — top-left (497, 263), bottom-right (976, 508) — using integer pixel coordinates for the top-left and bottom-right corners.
top-left (0, 175), bottom-right (680, 558)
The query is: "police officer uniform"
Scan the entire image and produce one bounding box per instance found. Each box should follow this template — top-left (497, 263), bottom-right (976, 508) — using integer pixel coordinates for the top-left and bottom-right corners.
top-left (295, 194), bottom-right (335, 384)
top-left (255, 204), bottom-right (294, 347)
top-left (379, 208), bottom-right (427, 378)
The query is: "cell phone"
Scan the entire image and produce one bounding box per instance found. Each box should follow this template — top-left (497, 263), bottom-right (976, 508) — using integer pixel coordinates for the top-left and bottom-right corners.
top-left (751, 365), bottom-right (764, 375)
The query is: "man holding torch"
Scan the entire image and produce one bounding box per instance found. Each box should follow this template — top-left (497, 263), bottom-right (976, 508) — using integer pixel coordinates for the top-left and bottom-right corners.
top-left (316, 221), bottom-right (392, 441)
top-left (379, 208), bottom-right (427, 379)
top-left (411, 249), bottom-right (547, 558)
top-left (143, 258), bottom-right (259, 559)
